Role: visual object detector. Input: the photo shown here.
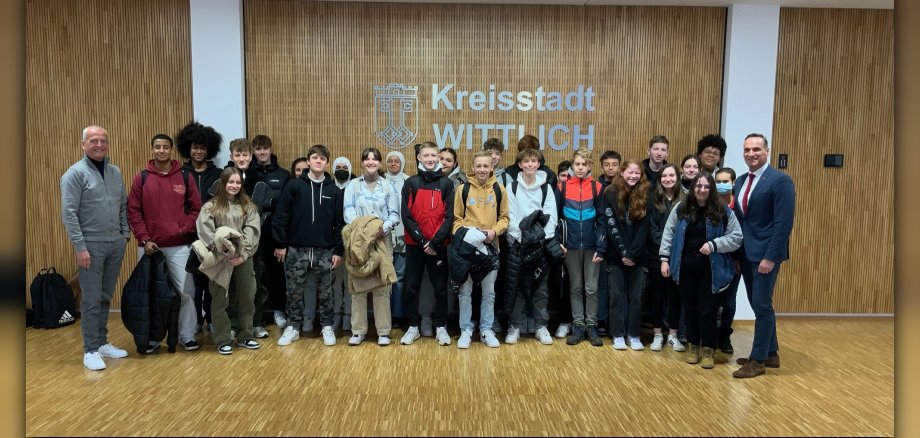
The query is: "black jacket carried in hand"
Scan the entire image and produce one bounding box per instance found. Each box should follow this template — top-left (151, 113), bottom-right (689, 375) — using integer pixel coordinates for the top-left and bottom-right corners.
top-left (449, 227), bottom-right (499, 285)
top-left (121, 251), bottom-right (180, 354)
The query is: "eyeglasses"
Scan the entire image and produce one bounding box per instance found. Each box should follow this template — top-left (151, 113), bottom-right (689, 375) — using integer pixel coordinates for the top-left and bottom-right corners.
top-left (701, 148), bottom-right (721, 157)
top-left (695, 185), bottom-right (711, 190)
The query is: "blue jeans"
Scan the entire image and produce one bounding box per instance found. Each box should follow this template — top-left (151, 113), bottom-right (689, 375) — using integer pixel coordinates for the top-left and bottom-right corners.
top-left (459, 270), bottom-right (497, 332)
top-left (79, 239), bottom-right (126, 353)
top-left (741, 260), bottom-right (781, 361)
top-left (390, 252), bottom-right (406, 318)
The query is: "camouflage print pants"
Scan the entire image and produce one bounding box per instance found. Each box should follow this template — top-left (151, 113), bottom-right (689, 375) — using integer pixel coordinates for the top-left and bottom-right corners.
top-left (284, 247), bottom-right (335, 330)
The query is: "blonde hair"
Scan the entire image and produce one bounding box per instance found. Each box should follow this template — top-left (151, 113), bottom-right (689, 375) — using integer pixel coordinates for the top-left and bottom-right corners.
top-left (572, 148), bottom-right (593, 166)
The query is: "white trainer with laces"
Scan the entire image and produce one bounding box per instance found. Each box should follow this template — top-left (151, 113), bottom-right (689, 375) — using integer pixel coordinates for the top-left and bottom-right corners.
top-left (349, 334), bottom-right (365, 346)
top-left (83, 352), bottom-right (106, 370)
top-left (457, 329), bottom-right (473, 349)
top-left (98, 343), bottom-right (128, 359)
top-left (612, 337), bottom-right (627, 350)
top-left (629, 336), bottom-right (645, 351)
top-left (505, 326), bottom-right (520, 344)
top-left (273, 311), bottom-right (287, 328)
top-left (667, 334), bottom-right (686, 352)
top-left (650, 334), bottom-right (665, 351)
top-left (277, 326), bottom-right (300, 346)
top-left (377, 335), bottom-right (391, 346)
top-left (480, 330), bottom-right (500, 348)
top-left (253, 326), bottom-right (269, 339)
top-left (555, 323), bottom-right (570, 339)
top-left (535, 326), bottom-right (554, 345)
top-left (436, 327), bottom-right (451, 346)
top-left (321, 326), bottom-right (336, 346)
top-left (401, 326), bottom-right (421, 345)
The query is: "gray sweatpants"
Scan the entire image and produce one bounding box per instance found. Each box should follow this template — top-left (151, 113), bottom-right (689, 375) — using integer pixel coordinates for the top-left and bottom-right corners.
top-left (79, 239), bottom-right (126, 353)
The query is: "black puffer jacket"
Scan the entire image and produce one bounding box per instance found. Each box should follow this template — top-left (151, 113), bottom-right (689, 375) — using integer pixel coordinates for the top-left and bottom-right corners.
top-left (121, 252), bottom-right (180, 354)
top-left (503, 210), bottom-right (564, 314)
top-left (449, 227), bottom-right (499, 285)
top-left (252, 154), bottom-right (290, 214)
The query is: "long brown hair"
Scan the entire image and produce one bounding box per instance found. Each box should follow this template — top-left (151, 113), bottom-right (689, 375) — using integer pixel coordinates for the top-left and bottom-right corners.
top-left (677, 173), bottom-right (725, 225)
top-left (652, 164), bottom-right (684, 213)
top-left (606, 160), bottom-right (649, 221)
top-left (208, 167), bottom-right (254, 220)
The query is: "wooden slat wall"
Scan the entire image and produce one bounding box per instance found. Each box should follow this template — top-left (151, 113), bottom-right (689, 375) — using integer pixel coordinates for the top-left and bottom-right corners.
top-left (243, 1), bottom-right (726, 177)
top-left (772, 8), bottom-right (893, 313)
top-left (26, 0), bottom-right (193, 308)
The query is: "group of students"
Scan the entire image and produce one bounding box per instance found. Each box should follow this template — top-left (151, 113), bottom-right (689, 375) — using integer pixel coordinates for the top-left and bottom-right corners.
top-left (66, 122), bottom-right (793, 379)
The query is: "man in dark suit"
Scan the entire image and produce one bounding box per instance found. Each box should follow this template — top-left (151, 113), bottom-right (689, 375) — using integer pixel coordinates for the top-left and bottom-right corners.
top-left (731, 133), bottom-right (796, 379)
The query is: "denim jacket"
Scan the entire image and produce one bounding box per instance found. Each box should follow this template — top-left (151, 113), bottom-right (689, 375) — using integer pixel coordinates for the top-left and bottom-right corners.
top-left (659, 204), bottom-right (742, 293)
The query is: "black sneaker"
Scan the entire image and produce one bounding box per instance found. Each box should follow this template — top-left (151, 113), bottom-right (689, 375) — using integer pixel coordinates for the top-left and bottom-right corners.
top-left (597, 322), bottom-right (608, 337)
top-left (719, 338), bottom-right (734, 354)
top-left (586, 326), bottom-right (604, 347)
top-left (182, 340), bottom-right (200, 351)
top-left (237, 339), bottom-right (261, 350)
top-left (566, 325), bottom-right (586, 345)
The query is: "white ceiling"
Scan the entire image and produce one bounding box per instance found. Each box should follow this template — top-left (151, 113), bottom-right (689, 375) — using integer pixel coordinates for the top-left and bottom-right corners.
top-left (322, 0), bottom-right (892, 8)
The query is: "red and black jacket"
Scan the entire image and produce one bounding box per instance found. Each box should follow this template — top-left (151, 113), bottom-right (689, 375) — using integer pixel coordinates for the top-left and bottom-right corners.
top-left (401, 169), bottom-right (454, 247)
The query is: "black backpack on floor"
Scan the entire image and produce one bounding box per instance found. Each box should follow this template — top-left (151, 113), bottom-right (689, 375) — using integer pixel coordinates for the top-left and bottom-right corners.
top-left (29, 267), bottom-right (77, 329)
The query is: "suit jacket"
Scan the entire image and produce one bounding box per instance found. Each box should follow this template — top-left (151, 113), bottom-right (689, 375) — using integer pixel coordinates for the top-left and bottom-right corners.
top-left (732, 164), bottom-right (796, 263)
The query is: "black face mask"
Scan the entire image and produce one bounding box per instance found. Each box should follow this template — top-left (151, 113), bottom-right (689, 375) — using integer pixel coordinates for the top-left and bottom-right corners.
top-left (334, 169), bottom-right (350, 181)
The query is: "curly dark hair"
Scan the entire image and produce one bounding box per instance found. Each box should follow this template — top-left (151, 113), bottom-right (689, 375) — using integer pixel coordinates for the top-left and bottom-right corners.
top-left (696, 134), bottom-right (727, 158)
top-left (176, 121), bottom-right (222, 160)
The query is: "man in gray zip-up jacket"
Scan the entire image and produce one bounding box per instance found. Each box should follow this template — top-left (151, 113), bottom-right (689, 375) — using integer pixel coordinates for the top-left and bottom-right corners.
top-left (60, 125), bottom-right (131, 371)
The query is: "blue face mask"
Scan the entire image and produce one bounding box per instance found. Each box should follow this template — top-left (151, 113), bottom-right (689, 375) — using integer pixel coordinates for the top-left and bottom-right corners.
top-left (716, 182), bottom-right (733, 195)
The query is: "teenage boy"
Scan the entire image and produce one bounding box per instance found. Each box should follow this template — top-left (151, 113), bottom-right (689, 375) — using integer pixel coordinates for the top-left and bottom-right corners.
top-left (177, 121), bottom-right (222, 333)
top-left (643, 135), bottom-right (670, 188)
top-left (482, 138), bottom-right (509, 333)
top-left (452, 150), bottom-right (509, 348)
top-left (400, 141), bottom-right (455, 346)
top-left (596, 149), bottom-right (622, 334)
top-left (504, 148), bottom-right (558, 345)
top-left (697, 134), bottom-right (727, 175)
top-left (598, 150), bottom-right (622, 190)
top-left (127, 133), bottom-right (203, 352)
top-left (273, 144), bottom-right (344, 347)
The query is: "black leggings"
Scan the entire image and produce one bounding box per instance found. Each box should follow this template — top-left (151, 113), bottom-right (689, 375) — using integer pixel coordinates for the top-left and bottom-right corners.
top-left (678, 253), bottom-right (722, 348)
top-left (648, 263), bottom-right (681, 330)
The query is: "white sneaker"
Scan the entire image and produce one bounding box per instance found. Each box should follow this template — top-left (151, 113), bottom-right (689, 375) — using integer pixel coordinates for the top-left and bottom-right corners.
top-left (612, 337), bottom-right (627, 350)
top-left (348, 334), bottom-right (365, 346)
top-left (526, 317), bottom-right (536, 334)
top-left (555, 323), bottom-right (570, 339)
top-left (377, 335), bottom-right (391, 346)
top-left (436, 327), bottom-right (451, 346)
top-left (98, 343), bottom-right (128, 359)
top-left (457, 329), bottom-right (473, 349)
top-left (535, 326), bottom-right (553, 345)
top-left (481, 330), bottom-right (500, 348)
top-left (321, 326), bottom-right (336, 346)
top-left (667, 334), bottom-right (686, 352)
top-left (629, 336), bottom-right (644, 351)
top-left (505, 326), bottom-right (520, 344)
top-left (400, 326), bottom-right (421, 345)
top-left (253, 326), bottom-right (269, 339)
top-left (83, 352), bottom-right (106, 370)
top-left (277, 326), bottom-right (300, 346)
top-left (420, 317), bottom-right (434, 337)
top-left (273, 311), bottom-right (287, 328)
top-left (650, 334), bottom-right (664, 351)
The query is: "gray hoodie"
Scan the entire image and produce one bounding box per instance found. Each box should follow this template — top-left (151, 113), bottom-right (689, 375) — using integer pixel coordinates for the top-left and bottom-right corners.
top-left (60, 155), bottom-right (130, 252)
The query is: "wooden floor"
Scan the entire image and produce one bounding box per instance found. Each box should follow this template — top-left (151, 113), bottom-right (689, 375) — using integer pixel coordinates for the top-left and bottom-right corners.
top-left (26, 315), bottom-right (893, 436)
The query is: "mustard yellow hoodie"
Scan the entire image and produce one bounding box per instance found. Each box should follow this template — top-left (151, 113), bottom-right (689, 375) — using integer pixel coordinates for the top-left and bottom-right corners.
top-left (452, 174), bottom-right (509, 245)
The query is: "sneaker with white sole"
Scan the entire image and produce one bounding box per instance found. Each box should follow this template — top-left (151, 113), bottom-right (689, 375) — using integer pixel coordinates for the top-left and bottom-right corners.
top-left (83, 352), bottom-right (106, 370)
top-left (273, 311), bottom-right (287, 328)
top-left (321, 326), bottom-right (336, 346)
top-left (349, 334), bottom-right (365, 346)
top-left (436, 327), bottom-right (451, 346)
top-left (481, 330), bottom-right (500, 348)
top-left (457, 329), bottom-right (473, 349)
top-left (535, 326), bottom-right (553, 345)
top-left (505, 326), bottom-right (521, 344)
top-left (401, 326), bottom-right (421, 345)
top-left (377, 335), bottom-right (390, 346)
top-left (253, 326), bottom-right (269, 339)
top-left (650, 334), bottom-right (664, 351)
top-left (237, 339), bottom-right (261, 350)
top-left (98, 343), bottom-right (128, 358)
top-left (629, 336), bottom-right (644, 351)
top-left (278, 326), bottom-right (300, 346)
top-left (420, 317), bottom-right (434, 337)
top-left (555, 323), bottom-right (571, 339)
top-left (217, 344), bottom-right (233, 355)
top-left (182, 340), bottom-right (200, 351)
top-left (612, 337), bottom-right (627, 350)
top-left (667, 334), bottom-right (686, 352)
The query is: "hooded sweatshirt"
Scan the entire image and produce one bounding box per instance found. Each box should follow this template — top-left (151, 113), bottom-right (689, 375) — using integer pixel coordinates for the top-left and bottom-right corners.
top-left (506, 169), bottom-right (557, 244)
top-left (446, 164), bottom-right (468, 188)
top-left (182, 160), bottom-right (222, 203)
top-left (332, 157), bottom-right (355, 191)
top-left (127, 159), bottom-right (202, 248)
top-left (251, 154), bottom-right (290, 212)
top-left (271, 171), bottom-right (344, 256)
top-left (385, 151), bottom-right (409, 252)
top-left (452, 173), bottom-right (509, 249)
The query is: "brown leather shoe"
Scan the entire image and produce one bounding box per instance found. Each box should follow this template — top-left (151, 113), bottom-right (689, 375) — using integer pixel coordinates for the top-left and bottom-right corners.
top-left (736, 355), bottom-right (780, 368)
top-left (732, 360), bottom-right (766, 378)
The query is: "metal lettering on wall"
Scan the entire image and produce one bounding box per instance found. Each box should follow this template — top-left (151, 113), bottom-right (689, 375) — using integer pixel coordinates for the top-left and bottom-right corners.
top-left (374, 83), bottom-right (596, 151)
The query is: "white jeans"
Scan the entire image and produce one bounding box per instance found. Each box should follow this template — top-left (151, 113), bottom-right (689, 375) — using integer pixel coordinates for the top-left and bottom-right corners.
top-left (138, 245), bottom-right (198, 343)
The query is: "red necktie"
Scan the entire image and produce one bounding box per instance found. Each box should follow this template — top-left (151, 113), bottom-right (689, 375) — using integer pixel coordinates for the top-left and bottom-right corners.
top-left (742, 173), bottom-right (755, 214)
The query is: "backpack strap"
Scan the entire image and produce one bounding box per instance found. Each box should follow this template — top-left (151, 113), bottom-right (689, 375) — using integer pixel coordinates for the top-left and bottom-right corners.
top-left (540, 183), bottom-right (548, 208)
top-left (492, 182), bottom-right (503, 222)
top-left (461, 183), bottom-right (471, 217)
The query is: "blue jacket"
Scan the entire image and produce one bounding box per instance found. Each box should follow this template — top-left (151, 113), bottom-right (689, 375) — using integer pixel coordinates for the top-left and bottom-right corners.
top-left (558, 174), bottom-right (604, 251)
top-left (732, 165), bottom-right (796, 263)
top-left (659, 204), bottom-right (743, 293)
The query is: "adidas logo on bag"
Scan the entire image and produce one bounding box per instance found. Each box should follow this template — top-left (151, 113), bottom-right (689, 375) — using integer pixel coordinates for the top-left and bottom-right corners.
top-left (58, 310), bottom-right (74, 324)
